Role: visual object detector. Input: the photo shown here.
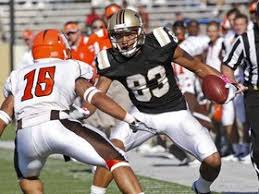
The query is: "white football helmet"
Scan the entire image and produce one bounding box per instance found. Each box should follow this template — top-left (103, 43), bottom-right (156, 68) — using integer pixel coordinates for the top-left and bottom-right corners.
top-left (107, 9), bottom-right (145, 57)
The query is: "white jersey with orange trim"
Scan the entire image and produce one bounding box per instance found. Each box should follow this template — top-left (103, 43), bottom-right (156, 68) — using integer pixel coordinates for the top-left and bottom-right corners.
top-left (206, 37), bottom-right (234, 126)
top-left (206, 37), bottom-right (225, 71)
top-left (172, 62), bottom-right (196, 95)
top-left (173, 36), bottom-right (209, 95)
top-left (4, 58), bottom-right (93, 121)
top-left (180, 35), bottom-right (210, 56)
top-left (173, 37), bottom-right (209, 105)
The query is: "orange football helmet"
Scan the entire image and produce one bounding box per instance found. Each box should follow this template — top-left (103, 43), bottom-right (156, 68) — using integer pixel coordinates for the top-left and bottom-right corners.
top-left (104, 3), bottom-right (121, 20)
top-left (32, 29), bottom-right (70, 60)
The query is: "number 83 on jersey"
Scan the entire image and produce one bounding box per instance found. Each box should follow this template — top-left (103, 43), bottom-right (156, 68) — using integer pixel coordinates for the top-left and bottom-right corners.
top-left (126, 65), bottom-right (169, 102)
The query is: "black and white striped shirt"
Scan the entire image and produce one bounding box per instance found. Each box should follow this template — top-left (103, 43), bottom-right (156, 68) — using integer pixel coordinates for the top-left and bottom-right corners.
top-left (223, 24), bottom-right (259, 87)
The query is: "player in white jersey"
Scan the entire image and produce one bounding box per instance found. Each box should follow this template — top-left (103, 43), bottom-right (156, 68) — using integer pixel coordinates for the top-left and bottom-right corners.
top-left (0, 29), bottom-right (145, 194)
top-left (170, 22), bottom-right (213, 165)
top-left (172, 22), bottom-right (212, 129)
top-left (206, 21), bottom-right (236, 159)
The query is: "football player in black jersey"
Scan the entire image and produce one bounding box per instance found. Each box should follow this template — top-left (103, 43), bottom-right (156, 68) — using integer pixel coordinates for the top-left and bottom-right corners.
top-left (90, 9), bottom-right (239, 194)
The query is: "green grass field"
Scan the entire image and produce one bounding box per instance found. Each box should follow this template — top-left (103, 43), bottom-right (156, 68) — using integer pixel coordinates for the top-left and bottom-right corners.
top-left (0, 124), bottom-right (219, 194)
top-left (1, 124), bottom-right (16, 141)
top-left (0, 148), bottom-right (195, 194)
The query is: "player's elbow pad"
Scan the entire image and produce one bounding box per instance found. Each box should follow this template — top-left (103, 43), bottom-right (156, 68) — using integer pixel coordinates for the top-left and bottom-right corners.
top-left (83, 86), bottom-right (101, 104)
top-left (0, 110), bottom-right (12, 125)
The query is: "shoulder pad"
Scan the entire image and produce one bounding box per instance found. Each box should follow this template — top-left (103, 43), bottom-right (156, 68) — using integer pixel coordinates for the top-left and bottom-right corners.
top-left (153, 27), bottom-right (177, 47)
top-left (96, 49), bottom-right (111, 70)
top-left (73, 60), bottom-right (94, 80)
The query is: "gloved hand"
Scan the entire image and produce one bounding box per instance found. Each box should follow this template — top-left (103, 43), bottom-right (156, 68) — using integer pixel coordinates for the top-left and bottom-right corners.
top-left (220, 75), bottom-right (238, 104)
top-left (129, 119), bottom-right (156, 134)
top-left (224, 83), bottom-right (237, 104)
top-left (68, 104), bottom-right (90, 120)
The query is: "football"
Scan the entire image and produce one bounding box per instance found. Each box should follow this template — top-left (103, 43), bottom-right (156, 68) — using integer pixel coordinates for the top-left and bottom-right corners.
top-left (202, 75), bottom-right (228, 104)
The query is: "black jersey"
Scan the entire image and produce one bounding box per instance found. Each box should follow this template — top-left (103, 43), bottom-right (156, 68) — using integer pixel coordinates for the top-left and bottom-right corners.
top-left (96, 27), bottom-right (187, 114)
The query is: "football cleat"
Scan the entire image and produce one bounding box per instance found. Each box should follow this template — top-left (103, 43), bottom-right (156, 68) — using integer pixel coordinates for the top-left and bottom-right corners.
top-left (192, 181), bottom-right (211, 194)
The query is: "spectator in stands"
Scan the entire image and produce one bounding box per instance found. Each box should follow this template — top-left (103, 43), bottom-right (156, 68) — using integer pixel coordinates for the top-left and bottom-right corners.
top-left (205, 21), bottom-right (237, 161)
top-left (85, 7), bottom-right (100, 34)
top-left (91, 18), bottom-right (106, 33)
top-left (248, 0), bottom-right (257, 30)
top-left (185, 19), bottom-right (210, 57)
top-left (222, 8), bottom-right (241, 52)
top-left (169, 21), bottom-right (215, 166)
top-left (138, 4), bottom-right (149, 32)
top-left (233, 14), bottom-right (249, 35)
top-left (20, 29), bottom-right (34, 67)
top-left (172, 21), bottom-right (186, 42)
top-left (63, 21), bottom-right (95, 70)
top-left (187, 19), bottom-right (200, 36)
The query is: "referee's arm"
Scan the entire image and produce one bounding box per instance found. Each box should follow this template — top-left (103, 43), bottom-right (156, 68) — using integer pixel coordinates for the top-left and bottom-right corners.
top-left (222, 36), bottom-right (247, 92)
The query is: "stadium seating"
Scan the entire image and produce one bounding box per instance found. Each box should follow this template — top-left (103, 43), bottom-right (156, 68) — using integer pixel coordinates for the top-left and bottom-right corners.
top-left (0, 0), bottom-right (250, 44)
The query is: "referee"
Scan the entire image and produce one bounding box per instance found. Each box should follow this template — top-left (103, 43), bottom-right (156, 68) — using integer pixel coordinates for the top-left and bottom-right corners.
top-left (222, 3), bottom-right (259, 182)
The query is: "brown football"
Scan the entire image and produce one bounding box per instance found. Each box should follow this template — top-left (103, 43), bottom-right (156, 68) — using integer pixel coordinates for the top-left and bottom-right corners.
top-left (202, 75), bottom-right (228, 104)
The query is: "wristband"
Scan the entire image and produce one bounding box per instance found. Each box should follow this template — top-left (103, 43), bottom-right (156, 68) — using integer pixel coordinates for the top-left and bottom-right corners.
top-left (219, 74), bottom-right (232, 84)
top-left (0, 110), bottom-right (12, 125)
top-left (83, 87), bottom-right (101, 104)
top-left (83, 87), bottom-right (96, 101)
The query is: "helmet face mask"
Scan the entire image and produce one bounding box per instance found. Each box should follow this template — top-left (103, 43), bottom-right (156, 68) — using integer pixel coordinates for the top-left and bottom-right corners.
top-left (108, 9), bottom-right (145, 57)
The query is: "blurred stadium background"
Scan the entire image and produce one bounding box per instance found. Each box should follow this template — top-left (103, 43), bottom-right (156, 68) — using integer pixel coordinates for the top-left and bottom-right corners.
top-left (0, 0), bottom-right (250, 102)
top-left (0, 1), bottom-right (256, 193)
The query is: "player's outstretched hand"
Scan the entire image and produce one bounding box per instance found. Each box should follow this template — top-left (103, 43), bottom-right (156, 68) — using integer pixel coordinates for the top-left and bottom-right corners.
top-left (129, 119), bottom-right (156, 134)
top-left (69, 104), bottom-right (90, 120)
top-left (220, 75), bottom-right (247, 104)
top-left (224, 83), bottom-right (237, 104)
